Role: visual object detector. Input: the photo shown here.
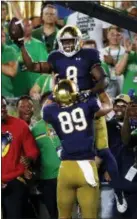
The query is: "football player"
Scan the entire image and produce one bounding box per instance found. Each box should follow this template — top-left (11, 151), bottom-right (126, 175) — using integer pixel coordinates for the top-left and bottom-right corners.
top-left (9, 19), bottom-right (110, 149)
top-left (9, 18), bottom-right (108, 95)
top-left (42, 79), bottom-right (113, 219)
top-left (9, 20), bottom-right (127, 211)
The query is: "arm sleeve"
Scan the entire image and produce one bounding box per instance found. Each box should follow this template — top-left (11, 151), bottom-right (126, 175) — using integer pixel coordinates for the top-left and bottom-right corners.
top-left (21, 121), bottom-right (39, 159)
top-left (89, 49), bottom-right (101, 68)
top-left (42, 105), bottom-right (52, 123)
top-left (88, 96), bottom-right (100, 114)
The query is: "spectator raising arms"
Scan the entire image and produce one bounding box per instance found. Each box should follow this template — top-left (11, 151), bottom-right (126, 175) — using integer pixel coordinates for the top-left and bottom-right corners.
top-left (100, 26), bottom-right (125, 98)
top-left (11, 19), bottom-right (48, 97)
top-left (116, 34), bottom-right (137, 95)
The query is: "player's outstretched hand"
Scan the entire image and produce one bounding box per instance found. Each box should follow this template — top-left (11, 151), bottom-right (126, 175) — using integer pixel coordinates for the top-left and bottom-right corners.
top-left (9, 17), bottom-right (24, 47)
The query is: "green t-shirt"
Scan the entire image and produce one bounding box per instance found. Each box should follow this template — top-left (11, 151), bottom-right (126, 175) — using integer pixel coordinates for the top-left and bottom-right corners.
top-left (2, 44), bottom-right (18, 97)
top-left (32, 26), bottom-right (58, 53)
top-left (35, 74), bottom-right (53, 95)
top-left (122, 51), bottom-right (137, 95)
top-left (12, 38), bottom-right (48, 97)
top-left (31, 119), bottom-right (61, 179)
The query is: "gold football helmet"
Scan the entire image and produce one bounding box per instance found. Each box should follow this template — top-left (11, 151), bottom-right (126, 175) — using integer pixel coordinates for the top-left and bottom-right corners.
top-left (57, 25), bottom-right (82, 57)
top-left (53, 79), bottom-right (78, 106)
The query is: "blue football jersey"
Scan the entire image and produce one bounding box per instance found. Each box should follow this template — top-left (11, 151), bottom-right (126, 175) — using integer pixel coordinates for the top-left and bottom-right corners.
top-left (43, 97), bottom-right (100, 160)
top-left (48, 48), bottom-right (101, 91)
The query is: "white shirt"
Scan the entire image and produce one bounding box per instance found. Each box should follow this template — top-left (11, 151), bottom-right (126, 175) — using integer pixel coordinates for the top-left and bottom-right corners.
top-left (67, 12), bottom-right (111, 50)
top-left (100, 46), bottom-right (125, 81)
top-left (100, 46), bottom-right (125, 61)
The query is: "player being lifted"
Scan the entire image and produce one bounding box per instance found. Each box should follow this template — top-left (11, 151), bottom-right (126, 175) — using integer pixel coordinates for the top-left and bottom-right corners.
top-left (9, 18), bottom-right (127, 212)
top-left (9, 18), bottom-right (108, 94)
top-left (43, 79), bottom-right (113, 219)
top-left (9, 18), bottom-right (110, 152)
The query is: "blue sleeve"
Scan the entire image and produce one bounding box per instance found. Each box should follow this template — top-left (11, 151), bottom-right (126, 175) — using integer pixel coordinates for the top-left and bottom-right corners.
top-left (89, 49), bottom-right (101, 68)
top-left (88, 96), bottom-right (100, 114)
top-left (43, 105), bottom-right (52, 123)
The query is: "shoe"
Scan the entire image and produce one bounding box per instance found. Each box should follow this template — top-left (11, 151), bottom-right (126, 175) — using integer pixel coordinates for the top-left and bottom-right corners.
top-left (114, 191), bottom-right (127, 213)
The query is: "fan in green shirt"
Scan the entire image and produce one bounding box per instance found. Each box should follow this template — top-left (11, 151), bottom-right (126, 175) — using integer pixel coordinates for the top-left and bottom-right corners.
top-left (31, 91), bottom-right (61, 219)
top-left (10, 19), bottom-right (48, 97)
top-left (31, 119), bottom-right (61, 179)
top-left (32, 26), bottom-right (58, 54)
top-left (30, 74), bottom-right (53, 99)
top-left (32, 4), bottom-right (59, 54)
top-left (2, 43), bottom-right (18, 97)
top-left (122, 51), bottom-right (137, 95)
top-left (31, 90), bottom-right (61, 179)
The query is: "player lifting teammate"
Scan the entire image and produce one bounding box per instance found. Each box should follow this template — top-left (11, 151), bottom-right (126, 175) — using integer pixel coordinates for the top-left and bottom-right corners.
top-left (9, 18), bottom-right (127, 213)
top-left (43, 79), bottom-right (113, 219)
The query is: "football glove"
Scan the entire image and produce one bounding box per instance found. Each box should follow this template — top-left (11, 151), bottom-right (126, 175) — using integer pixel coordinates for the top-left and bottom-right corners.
top-left (78, 90), bottom-right (92, 102)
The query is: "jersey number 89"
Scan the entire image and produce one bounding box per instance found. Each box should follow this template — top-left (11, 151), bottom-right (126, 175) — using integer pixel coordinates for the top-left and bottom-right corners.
top-left (58, 108), bottom-right (87, 134)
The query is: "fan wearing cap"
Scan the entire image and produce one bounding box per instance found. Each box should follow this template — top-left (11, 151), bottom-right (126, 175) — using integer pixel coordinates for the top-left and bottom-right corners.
top-left (106, 94), bottom-right (131, 164)
top-left (114, 95), bottom-right (137, 219)
top-left (114, 94), bottom-right (131, 122)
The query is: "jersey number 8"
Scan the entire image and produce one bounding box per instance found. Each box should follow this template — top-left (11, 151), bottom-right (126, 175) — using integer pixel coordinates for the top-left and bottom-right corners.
top-left (58, 108), bottom-right (87, 134)
top-left (66, 66), bottom-right (78, 86)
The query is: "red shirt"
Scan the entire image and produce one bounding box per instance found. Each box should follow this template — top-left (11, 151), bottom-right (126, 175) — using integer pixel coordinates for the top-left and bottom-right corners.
top-left (2, 116), bottom-right (39, 183)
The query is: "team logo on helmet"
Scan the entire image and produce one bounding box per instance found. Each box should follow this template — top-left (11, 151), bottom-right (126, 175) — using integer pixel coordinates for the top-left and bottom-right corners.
top-left (53, 79), bottom-right (78, 106)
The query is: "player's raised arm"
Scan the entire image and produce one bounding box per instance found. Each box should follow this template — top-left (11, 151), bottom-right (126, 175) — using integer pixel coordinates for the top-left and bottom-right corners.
top-left (9, 18), bottom-right (52, 73)
top-left (21, 46), bottom-right (52, 73)
top-left (95, 95), bottom-right (113, 118)
top-left (91, 64), bottom-right (109, 94)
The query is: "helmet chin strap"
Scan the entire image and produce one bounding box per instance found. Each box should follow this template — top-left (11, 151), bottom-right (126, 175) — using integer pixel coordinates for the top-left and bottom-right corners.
top-left (60, 50), bottom-right (78, 57)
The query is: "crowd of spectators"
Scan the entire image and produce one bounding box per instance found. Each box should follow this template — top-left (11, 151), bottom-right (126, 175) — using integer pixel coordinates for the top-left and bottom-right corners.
top-left (2, 1), bottom-right (137, 99)
top-left (1, 1), bottom-right (137, 219)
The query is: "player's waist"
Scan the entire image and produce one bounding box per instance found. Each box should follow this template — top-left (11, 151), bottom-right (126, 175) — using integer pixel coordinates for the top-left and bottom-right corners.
top-left (61, 150), bottom-right (95, 161)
